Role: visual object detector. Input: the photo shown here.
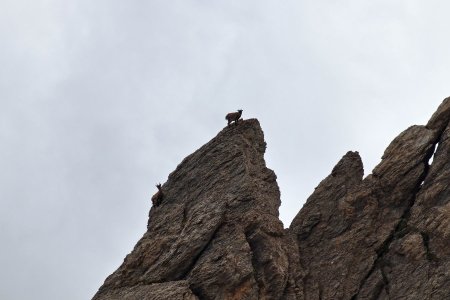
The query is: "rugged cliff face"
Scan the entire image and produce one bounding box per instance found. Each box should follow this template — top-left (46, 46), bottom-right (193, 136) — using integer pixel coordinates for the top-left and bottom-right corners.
top-left (93, 98), bottom-right (450, 300)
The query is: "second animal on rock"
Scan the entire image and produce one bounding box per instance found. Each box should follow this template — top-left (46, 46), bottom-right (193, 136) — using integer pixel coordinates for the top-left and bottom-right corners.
top-left (151, 183), bottom-right (163, 207)
top-left (225, 109), bottom-right (243, 126)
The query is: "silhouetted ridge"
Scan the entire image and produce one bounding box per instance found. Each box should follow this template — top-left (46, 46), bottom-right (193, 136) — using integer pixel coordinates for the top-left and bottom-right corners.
top-left (93, 98), bottom-right (450, 300)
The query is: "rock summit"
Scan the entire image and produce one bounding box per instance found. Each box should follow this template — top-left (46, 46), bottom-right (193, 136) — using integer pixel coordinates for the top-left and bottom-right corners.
top-left (93, 98), bottom-right (450, 300)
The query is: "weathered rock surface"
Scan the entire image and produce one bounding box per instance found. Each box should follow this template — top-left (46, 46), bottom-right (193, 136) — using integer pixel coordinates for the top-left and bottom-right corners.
top-left (94, 281), bottom-right (199, 300)
top-left (93, 98), bottom-right (450, 300)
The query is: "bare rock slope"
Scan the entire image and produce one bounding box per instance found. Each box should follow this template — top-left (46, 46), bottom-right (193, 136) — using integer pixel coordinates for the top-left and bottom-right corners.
top-left (93, 98), bottom-right (450, 300)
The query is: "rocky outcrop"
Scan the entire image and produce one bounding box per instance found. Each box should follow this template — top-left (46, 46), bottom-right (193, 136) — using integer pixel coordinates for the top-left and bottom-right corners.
top-left (93, 98), bottom-right (450, 300)
top-left (93, 120), bottom-right (288, 300)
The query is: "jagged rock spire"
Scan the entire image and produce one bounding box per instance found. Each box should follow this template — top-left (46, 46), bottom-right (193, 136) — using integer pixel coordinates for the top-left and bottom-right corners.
top-left (93, 119), bottom-right (288, 300)
top-left (93, 98), bottom-right (450, 300)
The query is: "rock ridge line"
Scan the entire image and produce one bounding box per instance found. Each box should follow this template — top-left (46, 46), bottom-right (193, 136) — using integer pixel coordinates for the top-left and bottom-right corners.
top-left (93, 98), bottom-right (450, 300)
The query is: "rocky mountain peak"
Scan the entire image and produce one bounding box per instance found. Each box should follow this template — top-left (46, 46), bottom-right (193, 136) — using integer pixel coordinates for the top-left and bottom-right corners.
top-left (93, 98), bottom-right (450, 300)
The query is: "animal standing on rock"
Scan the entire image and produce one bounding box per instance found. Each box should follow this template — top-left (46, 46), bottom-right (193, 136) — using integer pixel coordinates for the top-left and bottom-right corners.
top-left (151, 183), bottom-right (163, 207)
top-left (225, 109), bottom-right (243, 126)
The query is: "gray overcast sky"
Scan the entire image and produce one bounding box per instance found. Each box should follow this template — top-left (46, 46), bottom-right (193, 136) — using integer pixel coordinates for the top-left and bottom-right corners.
top-left (1, 1), bottom-right (449, 299)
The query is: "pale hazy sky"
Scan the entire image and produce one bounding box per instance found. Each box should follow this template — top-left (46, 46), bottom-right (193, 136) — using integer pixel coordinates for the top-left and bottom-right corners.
top-left (1, 1), bottom-right (449, 299)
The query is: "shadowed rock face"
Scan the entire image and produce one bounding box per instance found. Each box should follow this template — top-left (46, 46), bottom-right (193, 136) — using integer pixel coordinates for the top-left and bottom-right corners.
top-left (93, 98), bottom-right (450, 300)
